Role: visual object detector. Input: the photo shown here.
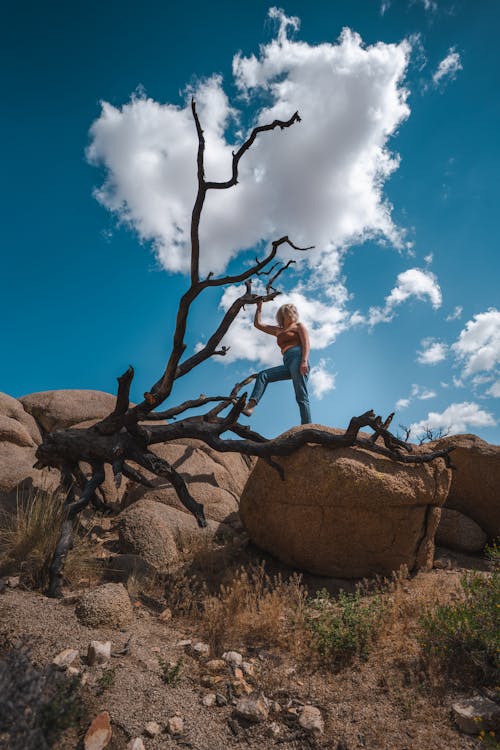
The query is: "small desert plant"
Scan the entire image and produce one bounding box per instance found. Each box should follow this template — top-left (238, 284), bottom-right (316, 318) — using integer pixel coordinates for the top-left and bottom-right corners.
top-left (419, 543), bottom-right (500, 688)
top-left (95, 666), bottom-right (116, 695)
top-left (158, 655), bottom-right (183, 685)
top-left (0, 641), bottom-right (83, 750)
top-left (305, 585), bottom-right (391, 669)
top-left (0, 488), bottom-right (101, 590)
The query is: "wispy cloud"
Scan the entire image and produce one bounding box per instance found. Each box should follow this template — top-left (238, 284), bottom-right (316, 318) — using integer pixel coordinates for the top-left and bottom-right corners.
top-left (433, 47), bottom-right (463, 86)
top-left (446, 305), bottom-right (463, 321)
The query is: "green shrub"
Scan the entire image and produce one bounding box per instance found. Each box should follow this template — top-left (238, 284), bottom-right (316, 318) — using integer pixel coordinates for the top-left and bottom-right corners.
top-left (305, 586), bottom-right (390, 669)
top-left (158, 655), bottom-right (183, 685)
top-left (419, 543), bottom-right (500, 687)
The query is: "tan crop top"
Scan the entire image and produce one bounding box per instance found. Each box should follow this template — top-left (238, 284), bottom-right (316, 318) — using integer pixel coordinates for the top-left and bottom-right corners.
top-left (277, 327), bottom-right (300, 352)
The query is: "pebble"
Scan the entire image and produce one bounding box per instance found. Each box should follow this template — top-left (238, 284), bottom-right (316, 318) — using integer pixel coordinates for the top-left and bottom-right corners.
top-left (127, 740), bottom-right (146, 750)
top-left (87, 641), bottom-right (112, 666)
top-left (267, 721), bottom-right (281, 738)
top-left (234, 692), bottom-right (269, 723)
top-left (206, 659), bottom-right (227, 673)
top-left (52, 648), bottom-right (79, 670)
top-left (144, 721), bottom-right (161, 737)
top-left (187, 641), bottom-right (210, 659)
top-left (84, 711), bottom-right (112, 750)
top-left (216, 693), bottom-right (228, 707)
top-left (222, 650), bottom-right (243, 667)
top-left (202, 693), bottom-right (217, 707)
top-left (158, 607), bottom-right (172, 622)
top-left (167, 715), bottom-right (184, 735)
top-left (299, 705), bottom-right (325, 735)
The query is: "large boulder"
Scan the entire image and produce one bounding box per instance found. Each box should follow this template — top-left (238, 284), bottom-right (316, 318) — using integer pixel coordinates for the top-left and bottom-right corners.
top-left (432, 434), bottom-right (500, 541)
top-left (0, 393), bottom-right (42, 445)
top-left (122, 439), bottom-right (254, 525)
top-left (19, 390), bottom-right (117, 432)
top-left (117, 500), bottom-right (233, 573)
top-left (435, 508), bottom-right (488, 553)
top-left (240, 425), bottom-right (452, 578)
top-left (0, 393), bottom-right (57, 511)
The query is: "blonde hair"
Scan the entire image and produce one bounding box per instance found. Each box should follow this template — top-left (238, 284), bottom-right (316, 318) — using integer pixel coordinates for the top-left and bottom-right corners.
top-left (276, 303), bottom-right (299, 327)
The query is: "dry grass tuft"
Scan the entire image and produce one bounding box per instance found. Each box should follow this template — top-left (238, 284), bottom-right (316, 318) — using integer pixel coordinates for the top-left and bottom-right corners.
top-left (0, 489), bottom-right (102, 590)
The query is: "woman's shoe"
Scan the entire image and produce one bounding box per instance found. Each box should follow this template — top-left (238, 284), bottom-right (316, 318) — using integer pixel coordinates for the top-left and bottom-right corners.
top-left (242, 400), bottom-right (256, 416)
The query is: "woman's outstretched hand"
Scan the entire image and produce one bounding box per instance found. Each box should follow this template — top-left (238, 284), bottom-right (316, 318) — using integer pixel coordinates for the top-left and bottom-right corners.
top-left (300, 361), bottom-right (309, 376)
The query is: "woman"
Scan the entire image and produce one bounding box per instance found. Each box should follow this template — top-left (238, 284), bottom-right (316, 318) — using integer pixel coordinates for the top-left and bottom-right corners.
top-left (243, 301), bottom-right (312, 424)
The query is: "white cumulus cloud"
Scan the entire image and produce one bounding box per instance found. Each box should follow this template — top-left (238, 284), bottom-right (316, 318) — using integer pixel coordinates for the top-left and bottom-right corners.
top-left (433, 48), bottom-right (463, 86)
top-left (213, 283), bottom-right (349, 367)
top-left (88, 10), bottom-right (412, 283)
top-left (309, 359), bottom-right (336, 399)
top-left (410, 402), bottom-right (496, 436)
top-left (417, 338), bottom-right (447, 365)
top-left (368, 268), bottom-right (442, 325)
top-left (452, 309), bottom-right (500, 376)
top-left (486, 381), bottom-right (500, 398)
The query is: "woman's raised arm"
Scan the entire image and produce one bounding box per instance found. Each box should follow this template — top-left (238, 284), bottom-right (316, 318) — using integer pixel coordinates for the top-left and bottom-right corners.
top-left (253, 300), bottom-right (281, 336)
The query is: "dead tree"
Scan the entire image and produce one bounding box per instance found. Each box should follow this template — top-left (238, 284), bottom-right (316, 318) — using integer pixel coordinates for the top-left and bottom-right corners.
top-left (34, 102), bottom-right (455, 598)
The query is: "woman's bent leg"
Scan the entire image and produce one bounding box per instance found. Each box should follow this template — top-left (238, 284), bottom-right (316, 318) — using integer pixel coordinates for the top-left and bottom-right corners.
top-left (248, 363), bottom-right (291, 405)
top-left (285, 348), bottom-right (312, 424)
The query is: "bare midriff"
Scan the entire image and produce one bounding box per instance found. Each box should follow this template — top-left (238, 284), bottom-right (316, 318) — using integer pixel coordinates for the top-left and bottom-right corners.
top-left (277, 327), bottom-right (300, 354)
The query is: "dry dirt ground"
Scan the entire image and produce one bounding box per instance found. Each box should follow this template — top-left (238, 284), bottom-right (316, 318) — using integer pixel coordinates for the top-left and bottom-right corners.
top-left (0, 544), bottom-right (487, 750)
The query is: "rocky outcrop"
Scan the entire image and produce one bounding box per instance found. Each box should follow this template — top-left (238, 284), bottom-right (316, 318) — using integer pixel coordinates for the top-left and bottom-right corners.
top-left (0, 393), bottom-right (57, 510)
top-left (122, 438), bottom-right (254, 525)
top-left (240, 425), bottom-right (452, 578)
top-left (19, 389), bottom-right (117, 432)
top-left (117, 499), bottom-right (233, 573)
top-left (432, 434), bottom-right (500, 541)
top-left (435, 507), bottom-right (488, 553)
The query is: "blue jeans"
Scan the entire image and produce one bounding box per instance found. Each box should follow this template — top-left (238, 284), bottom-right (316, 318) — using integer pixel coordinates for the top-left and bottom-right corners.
top-left (249, 345), bottom-right (311, 425)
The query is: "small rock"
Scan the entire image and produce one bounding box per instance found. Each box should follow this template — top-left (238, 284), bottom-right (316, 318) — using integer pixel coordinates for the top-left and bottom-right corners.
top-left (271, 701), bottom-right (282, 714)
top-left (231, 678), bottom-right (253, 697)
top-left (52, 648), bottom-right (79, 670)
top-left (299, 705), bottom-right (325, 736)
top-left (127, 740), bottom-right (145, 750)
top-left (76, 583), bottom-right (133, 628)
top-left (6, 576), bottom-right (20, 588)
top-left (227, 718), bottom-right (240, 736)
top-left (84, 711), bottom-right (112, 750)
top-left (87, 641), bottom-right (112, 666)
top-left (67, 666), bottom-right (80, 677)
top-left (206, 659), bottom-right (227, 673)
top-left (187, 641), bottom-right (210, 659)
top-left (267, 721), bottom-right (281, 738)
top-left (167, 715), bottom-right (184, 735)
top-left (177, 639), bottom-right (192, 647)
top-left (241, 661), bottom-right (255, 677)
top-left (159, 607), bottom-right (172, 622)
top-left (202, 693), bottom-right (217, 707)
top-left (233, 667), bottom-right (244, 680)
top-left (223, 650), bottom-right (243, 667)
top-left (452, 696), bottom-right (500, 734)
top-left (200, 674), bottom-right (214, 688)
top-left (144, 721), bottom-right (161, 737)
top-left (234, 692), bottom-right (269, 723)
top-left (216, 693), bottom-right (228, 707)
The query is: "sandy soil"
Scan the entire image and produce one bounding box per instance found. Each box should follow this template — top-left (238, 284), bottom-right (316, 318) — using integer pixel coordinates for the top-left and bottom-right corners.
top-left (0, 544), bottom-right (487, 750)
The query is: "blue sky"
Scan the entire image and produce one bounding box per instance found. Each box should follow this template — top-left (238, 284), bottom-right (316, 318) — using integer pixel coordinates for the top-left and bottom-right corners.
top-left (2, 0), bottom-right (499, 444)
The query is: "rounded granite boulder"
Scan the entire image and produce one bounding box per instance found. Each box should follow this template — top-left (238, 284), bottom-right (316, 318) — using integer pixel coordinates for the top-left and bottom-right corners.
top-left (240, 425), bottom-right (452, 578)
